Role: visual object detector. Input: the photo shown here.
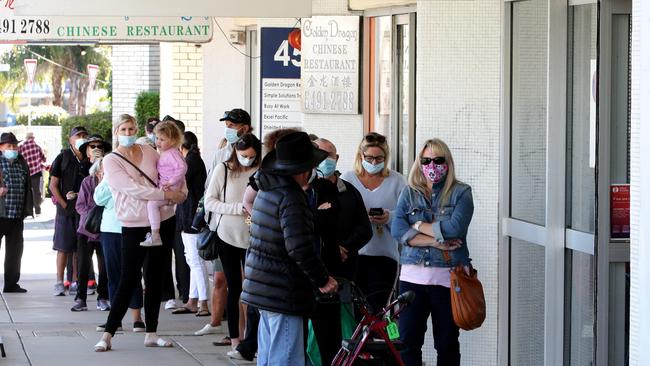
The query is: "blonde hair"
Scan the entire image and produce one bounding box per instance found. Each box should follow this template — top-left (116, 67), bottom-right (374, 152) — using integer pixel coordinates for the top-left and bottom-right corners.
top-left (353, 133), bottom-right (390, 177)
top-left (408, 138), bottom-right (458, 207)
top-left (154, 121), bottom-right (183, 148)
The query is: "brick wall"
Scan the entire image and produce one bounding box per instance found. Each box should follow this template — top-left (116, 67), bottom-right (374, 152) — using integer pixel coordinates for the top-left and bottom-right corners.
top-left (111, 44), bottom-right (160, 123)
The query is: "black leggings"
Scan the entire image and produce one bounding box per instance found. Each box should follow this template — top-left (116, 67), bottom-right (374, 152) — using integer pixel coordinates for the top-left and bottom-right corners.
top-left (104, 216), bottom-right (175, 335)
top-left (356, 255), bottom-right (398, 314)
top-left (75, 235), bottom-right (108, 302)
top-left (218, 241), bottom-right (246, 338)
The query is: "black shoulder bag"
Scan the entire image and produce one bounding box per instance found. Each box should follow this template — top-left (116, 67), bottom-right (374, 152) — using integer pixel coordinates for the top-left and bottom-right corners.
top-left (198, 163), bottom-right (228, 261)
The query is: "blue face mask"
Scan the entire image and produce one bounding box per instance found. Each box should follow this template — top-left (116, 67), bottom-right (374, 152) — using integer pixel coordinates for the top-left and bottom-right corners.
top-left (2, 149), bottom-right (18, 160)
top-left (317, 158), bottom-right (337, 178)
top-left (74, 138), bottom-right (87, 151)
top-left (118, 135), bottom-right (137, 147)
top-left (362, 160), bottom-right (385, 175)
top-left (224, 127), bottom-right (239, 144)
top-left (147, 133), bottom-right (156, 144)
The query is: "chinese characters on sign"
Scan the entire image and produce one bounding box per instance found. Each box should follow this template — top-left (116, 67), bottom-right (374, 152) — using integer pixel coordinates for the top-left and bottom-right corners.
top-left (260, 27), bottom-right (303, 139)
top-left (301, 16), bottom-right (360, 114)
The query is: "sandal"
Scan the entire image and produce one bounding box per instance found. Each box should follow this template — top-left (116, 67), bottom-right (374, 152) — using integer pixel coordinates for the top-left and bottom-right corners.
top-left (212, 336), bottom-right (232, 346)
top-left (171, 307), bottom-right (195, 315)
top-left (144, 337), bottom-right (173, 348)
top-left (195, 309), bottom-right (211, 317)
top-left (94, 339), bottom-right (111, 352)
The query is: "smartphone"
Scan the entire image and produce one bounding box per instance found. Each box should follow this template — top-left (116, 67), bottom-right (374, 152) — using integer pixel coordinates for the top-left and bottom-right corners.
top-left (369, 208), bottom-right (384, 216)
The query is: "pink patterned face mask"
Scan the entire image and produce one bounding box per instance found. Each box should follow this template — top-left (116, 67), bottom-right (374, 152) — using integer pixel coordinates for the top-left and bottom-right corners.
top-left (422, 162), bottom-right (448, 184)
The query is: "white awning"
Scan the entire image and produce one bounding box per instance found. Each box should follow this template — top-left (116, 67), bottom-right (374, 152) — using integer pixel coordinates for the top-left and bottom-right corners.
top-left (14, 0), bottom-right (311, 18)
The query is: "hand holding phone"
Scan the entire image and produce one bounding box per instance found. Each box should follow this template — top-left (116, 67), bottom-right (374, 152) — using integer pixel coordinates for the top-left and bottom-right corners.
top-left (369, 207), bottom-right (384, 216)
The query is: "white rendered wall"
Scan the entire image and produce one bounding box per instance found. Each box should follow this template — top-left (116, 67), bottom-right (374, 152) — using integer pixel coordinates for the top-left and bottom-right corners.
top-left (416, 1), bottom-right (501, 365)
top-left (629, 0), bottom-right (650, 364)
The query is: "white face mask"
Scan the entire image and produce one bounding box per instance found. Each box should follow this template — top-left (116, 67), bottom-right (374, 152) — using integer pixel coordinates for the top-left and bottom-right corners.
top-left (237, 154), bottom-right (255, 167)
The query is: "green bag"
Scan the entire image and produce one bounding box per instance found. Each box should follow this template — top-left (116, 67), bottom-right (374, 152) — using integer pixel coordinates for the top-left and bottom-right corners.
top-left (306, 302), bottom-right (357, 366)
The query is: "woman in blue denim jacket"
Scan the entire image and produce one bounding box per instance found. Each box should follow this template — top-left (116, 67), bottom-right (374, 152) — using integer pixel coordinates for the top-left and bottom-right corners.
top-left (391, 138), bottom-right (473, 366)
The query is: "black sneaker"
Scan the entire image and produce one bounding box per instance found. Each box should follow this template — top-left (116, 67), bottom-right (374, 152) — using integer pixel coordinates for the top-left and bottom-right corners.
top-left (96, 323), bottom-right (123, 332)
top-left (133, 321), bottom-right (146, 333)
top-left (70, 300), bottom-right (88, 312)
top-left (3, 285), bottom-right (27, 293)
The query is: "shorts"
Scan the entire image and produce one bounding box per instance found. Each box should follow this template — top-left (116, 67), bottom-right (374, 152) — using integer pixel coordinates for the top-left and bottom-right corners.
top-left (52, 213), bottom-right (78, 253)
top-left (213, 257), bottom-right (223, 272)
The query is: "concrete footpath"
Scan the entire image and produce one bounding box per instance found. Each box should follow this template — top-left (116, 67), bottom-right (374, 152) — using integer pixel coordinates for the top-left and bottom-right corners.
top-left (0, 202), bottom-right (252, 366)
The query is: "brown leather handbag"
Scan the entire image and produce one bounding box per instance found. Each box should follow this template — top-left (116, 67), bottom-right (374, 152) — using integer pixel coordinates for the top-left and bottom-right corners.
top-left (444, 252), bottom-right (486, 330)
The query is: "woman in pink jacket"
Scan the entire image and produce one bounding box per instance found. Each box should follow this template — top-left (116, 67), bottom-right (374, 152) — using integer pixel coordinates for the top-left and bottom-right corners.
top-left (94, 114), bottom-right (187, 352)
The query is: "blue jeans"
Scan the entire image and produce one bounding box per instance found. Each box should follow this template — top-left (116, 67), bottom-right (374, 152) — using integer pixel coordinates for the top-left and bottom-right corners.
top-left (100, 232), bottom-right (143, 309)
top-left (258, 310), bottom-right (305, 366)
top-left (398, 281), bottom-right (460, 366)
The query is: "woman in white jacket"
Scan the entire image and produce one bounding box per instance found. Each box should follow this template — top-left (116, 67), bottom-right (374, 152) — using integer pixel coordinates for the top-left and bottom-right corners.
top-left (202, 133), bottom-right (261, 352)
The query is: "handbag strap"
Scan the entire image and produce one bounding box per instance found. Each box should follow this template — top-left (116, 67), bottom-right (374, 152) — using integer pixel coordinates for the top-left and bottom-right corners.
top-left (111, 151), bottom-right (157, 187)
top-left (212, 162), bottom-right (229, 230)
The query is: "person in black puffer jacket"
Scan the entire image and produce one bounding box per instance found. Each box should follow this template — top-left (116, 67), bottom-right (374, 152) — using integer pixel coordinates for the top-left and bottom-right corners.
top-left (241, 132), bottom-right (338, 366)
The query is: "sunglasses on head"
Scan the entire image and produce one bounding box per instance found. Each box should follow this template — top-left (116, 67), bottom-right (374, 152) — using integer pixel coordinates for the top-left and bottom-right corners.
top-left (364, 133), bottom-right (386, 144)
top-left (420, 157), bottom-right (446, 165)
top-left (223, 110), bottom-right (244, 121)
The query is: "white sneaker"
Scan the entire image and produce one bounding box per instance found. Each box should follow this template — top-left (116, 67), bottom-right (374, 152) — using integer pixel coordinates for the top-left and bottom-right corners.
top-left (164, 299), bottom-right (179, 310)
top-left (140, 232), bottom-right (163, 247)
top-left (194, 323), bottom-right (222, 336)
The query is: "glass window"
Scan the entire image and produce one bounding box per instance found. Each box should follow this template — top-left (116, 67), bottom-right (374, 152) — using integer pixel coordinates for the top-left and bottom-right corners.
top-left (510, 0), bottom-right (548, 226)
top-left (610, 15), bottom-right (631, 185)
top-left (564, 250), bottom-right (595, 365)
top-left (373, 16), bottom-right (392, 138)
top-left (510, 238), bottom-right (545, 366)
top-left (566, 4), bottom-right (597, 234)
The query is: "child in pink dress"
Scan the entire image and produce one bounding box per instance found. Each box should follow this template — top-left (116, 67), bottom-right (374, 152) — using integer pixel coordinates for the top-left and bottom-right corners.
top-left (141, 121), bottom-right (187, 247)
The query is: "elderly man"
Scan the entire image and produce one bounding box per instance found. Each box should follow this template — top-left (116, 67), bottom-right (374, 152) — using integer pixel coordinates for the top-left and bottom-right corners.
top-left (241, 132), bottom-right (338, 366)
top-left (0, 132), bottom-right (34, 293)
top-left (19, 132), bottom-right (46, 215)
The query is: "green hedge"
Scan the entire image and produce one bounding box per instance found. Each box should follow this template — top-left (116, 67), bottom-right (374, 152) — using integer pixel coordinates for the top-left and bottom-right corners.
top-left (134, 91), bottom-right (160, 134)
top-left (17, 114), bottom-right (60, 126)
top-left (60, 111), bottom-right (113, 147)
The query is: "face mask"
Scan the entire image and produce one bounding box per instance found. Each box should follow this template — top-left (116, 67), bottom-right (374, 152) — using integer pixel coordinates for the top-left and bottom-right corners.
top-left (147, 133), bottom-right (156, 144)
top-left (2, 150), bottom-right (18, 160)
top-left (74, 138), bottom-right (87, 151)
top-left (308, 168), bottom-right (317, 184)
top-left (362, 160), bottom-right (385, 175)
top-left (237, 154), bottom-right (255, 167)
top-left (224, 127), bottom-right (239, 144)
top-left (317, 158), bottom-right (337, 178)
top-left (118, 135), bottom-right (137, 147)
top-left (422, 163), bottom-right (448, 184)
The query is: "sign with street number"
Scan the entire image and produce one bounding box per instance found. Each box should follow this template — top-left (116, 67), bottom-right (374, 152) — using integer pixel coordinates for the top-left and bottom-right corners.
top-left (260, 27), bottom-right (302, 140)
top-left (24, 58), bottom-right (36, 85)
top-left (87, 64), bottom-right (99, 91)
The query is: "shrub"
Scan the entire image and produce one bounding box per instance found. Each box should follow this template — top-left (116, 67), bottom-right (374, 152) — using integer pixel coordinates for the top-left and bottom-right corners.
top-left (60, 111), bottom-right (113, 146)
top-left (17, 114), bottom-right (60, 126)
top-left (17, 105), bottom-right (69, 126)
top-left (134, 91), bottom-right (160, 134)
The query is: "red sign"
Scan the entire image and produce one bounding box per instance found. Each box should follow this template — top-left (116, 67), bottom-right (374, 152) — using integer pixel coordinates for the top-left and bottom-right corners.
top-left (611, 184), bottom-right (630, 238)
top-left (24, 58), bottom-right (37, 85)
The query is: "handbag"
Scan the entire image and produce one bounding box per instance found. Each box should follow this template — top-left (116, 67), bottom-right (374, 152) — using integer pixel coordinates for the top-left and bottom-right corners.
top-left (84, 205), bottom-right (104, 234)
top-left (197, 163), bottom-right (228, 261)
top-left (444, 251), bottom-right (486, 331)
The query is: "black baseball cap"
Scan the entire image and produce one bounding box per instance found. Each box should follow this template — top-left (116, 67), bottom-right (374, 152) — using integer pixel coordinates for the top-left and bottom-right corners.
top-left (69, 126), bottom-right (88, 138)
top-left (219, 109), bottom-right (251, 125)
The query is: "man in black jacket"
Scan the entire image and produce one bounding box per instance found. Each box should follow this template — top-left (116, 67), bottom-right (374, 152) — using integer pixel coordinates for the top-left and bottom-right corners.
top-left (0, 132), bottom-right (34, 293)
top-left (241, 132), bottom-right (337, 366)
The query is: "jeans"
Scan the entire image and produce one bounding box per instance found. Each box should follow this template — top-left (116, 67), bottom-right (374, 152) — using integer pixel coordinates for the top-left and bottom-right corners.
top-left (218, 242), bottom-right (246, 338)
top-left (100, 232), bottom-right (142, 309)
top-left (398, 281), bottom-right (460, 366)
top-left (258, 310), bottom-right (305, 366)
top-left (181, 232), bottom-right (209, 301)
top-left (0, 218), bottom-right (24, 290)
top-left (162, 229), bottom-right (190, 303)
top-left (75, 235), bottom-right (108, 302)
top-left (104, 217), bottom-right (175, 335)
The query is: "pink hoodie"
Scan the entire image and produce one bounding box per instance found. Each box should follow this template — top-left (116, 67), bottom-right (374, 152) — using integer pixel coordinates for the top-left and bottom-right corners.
top-left (103, 144), bottom-right (187, 228)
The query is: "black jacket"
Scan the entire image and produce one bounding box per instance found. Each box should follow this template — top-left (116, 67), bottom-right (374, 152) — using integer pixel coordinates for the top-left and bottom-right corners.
top-left (176, 151), bottom-right (206, 232)
top-left (310, 178), bottom-right (344, 277)
top-left (241, 171), bottom-right (329, 316)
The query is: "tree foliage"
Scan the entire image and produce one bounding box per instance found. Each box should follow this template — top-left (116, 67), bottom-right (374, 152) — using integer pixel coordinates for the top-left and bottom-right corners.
top-left (60, 111), bottom-right (113, 146)
top-left (134, 91), bottom-right (160, 134)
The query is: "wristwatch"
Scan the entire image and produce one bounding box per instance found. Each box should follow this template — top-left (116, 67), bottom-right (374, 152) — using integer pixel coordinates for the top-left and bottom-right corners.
top-left (414, 221), bottom-right (423, 231)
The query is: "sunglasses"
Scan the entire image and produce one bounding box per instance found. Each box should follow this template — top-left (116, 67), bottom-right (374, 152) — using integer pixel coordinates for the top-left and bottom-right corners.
top-left (364, 133), bottom-right (386, 144)
top-left (420, 157), bottom-right (446, 165)
top-left (223, 110), bottom-right (245, 122)
top-left (89, 144), bottom-right (103, 150)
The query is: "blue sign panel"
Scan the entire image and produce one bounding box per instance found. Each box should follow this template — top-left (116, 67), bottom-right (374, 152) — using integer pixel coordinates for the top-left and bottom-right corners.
top-left (261, 27), bottom-right (301, 79)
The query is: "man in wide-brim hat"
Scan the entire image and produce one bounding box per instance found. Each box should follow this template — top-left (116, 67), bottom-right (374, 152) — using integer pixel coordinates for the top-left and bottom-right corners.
top-left (241, 131), bottom-right (338, 366)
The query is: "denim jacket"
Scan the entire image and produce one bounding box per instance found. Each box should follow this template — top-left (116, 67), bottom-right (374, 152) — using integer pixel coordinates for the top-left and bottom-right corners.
top-left (391, 181), bottom-right (474, 267)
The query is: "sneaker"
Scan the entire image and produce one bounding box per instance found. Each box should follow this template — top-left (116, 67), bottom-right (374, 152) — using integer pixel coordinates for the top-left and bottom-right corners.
top-left (133, 321), bottom-right (146, 333)
top-left (69, 281), bottom-right (78, 296)
top-left (53, 282), bottom-right (66, 296)
top-left (140, 232), bottom-right (163, 247)
top-left (227, 349), bottom-right (255, 361)
top-left (96, 323), bottom-right (123, 332)
top-left (194, 323), bottom-right (222, 336)
top-left (63, 280), bottom-right (71, 290)
top-left (97, 299), bottom-right (110, 311)
top-left (164, 299), bottom-right (179, 310)
top-left (71, 299), bottom-right (88, 312)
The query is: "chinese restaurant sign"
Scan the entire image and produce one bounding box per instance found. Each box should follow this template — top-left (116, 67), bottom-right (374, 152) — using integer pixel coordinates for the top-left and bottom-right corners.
top-left (301, 16), bottom-right (360, 114)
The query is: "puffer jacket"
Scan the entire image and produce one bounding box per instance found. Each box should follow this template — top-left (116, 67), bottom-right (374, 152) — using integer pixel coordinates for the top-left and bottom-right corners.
top-left (241, 170), bottom-right (330, 316)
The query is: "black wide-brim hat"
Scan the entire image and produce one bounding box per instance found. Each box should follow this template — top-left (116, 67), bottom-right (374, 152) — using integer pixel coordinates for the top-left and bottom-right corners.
top-left (261, 131), bottom-right (328, 176)
top-left (79, 135), bottom-right (112, 160)
top-left (0, 132), bottom-right (20, 145)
